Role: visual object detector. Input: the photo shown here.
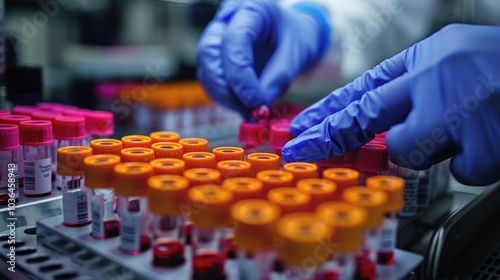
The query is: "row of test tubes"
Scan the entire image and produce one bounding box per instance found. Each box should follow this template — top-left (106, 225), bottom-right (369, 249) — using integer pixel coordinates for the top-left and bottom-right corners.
top-left (49, 126), bottom-right (413, 280)
top-left (239, 114), bottom-right (451, 219)
top-left (0, 103), bottom-right (114, 204)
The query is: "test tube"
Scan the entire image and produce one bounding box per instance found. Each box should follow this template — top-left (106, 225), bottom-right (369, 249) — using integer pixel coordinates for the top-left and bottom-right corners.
top-left (0, 124), bottom-right (20, 205)
top-left (148, 175), bottom-right (190, 267)
top-left (247, 153), bottom-right (280, 177)
top-left (84, 154), bottom-right (121, 239)
top-left (267, 187), bottom-right (311, 216)
top-left (385, 162), bottom-right (419, 217)
top-left (19, 120), bottom-right (53, 197)
top-left (238, 122), bottom-right (269, 154)
top-left (179, 138), bottom-right (209, 153)
top-left (296, 179), bottom-right (337, 210)
top-left (90, 139), bottom-right (122, 156)
top-left (121, 135), bottom-right (152, 149)
top-left (283, 162), bottom-right (318, 186)
top-left (212, 147), bottom-right (244, 162)
top-left (366, 176), bottom-right (404, 265)
top-left (54, 116), bottom-right (86, 190)
top-left (316, 202), bottom-right (368, 280)
top-left (257, 170), bottom-right (294, 195)
top-left (150, 131), bottom-right (181, 144)
top-left (114, 162), bottom-right (153, 254)
top-left (188, 185), bottom-right (233, 280)
top-left (183, 152), bottom-right (217, 170)
top-left (183, 168), bottom-right (221, 188)
top-left (323, 168), bottom-right (360, 200)
top-left (120, 147), bottom-right (155, 163)
top-left (217, 160), bottom-right (252, 182)
top-left (231, 199), bottom-right (280, 280)
top-left (353, 144), bottom-right (388, 185)
top-left (0, 115), bottom-right (31, 187)
top-left (151, 142), bottom-right (183, 159)
top-left (222, 178), bottom-right (264, 259)
top-left (222, 177), bottom-right (264, 201)
top-left (57, 146), bottom-right (93, 227)
top-left (417, 169), bottom-right (431, 209)
top-left (276, 213), bottom-right (333, 280)
top-left (343, 187), bottom-right (387, 280)
top-left (84, 111), bottom-right (114, 144)
top-left (150, 158), bottom-right (185, 176)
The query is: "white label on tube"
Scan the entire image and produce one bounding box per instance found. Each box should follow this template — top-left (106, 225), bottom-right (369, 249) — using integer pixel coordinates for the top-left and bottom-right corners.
top-left (91, 194), bottom-right (105, 238)
top-left (120, 212), bottom-right (141, 252)
top-left (379, 218), bottom-right (398, 252)
top-left (63, 187), bottom-right (90, 225)
top-left (401, 178), bottom-right (418, 216)
top-left (23, 157), bottom-right (51, 194)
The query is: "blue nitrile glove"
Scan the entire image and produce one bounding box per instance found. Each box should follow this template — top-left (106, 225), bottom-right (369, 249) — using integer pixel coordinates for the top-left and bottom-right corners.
top-left (196, 0), bottom-right (330, 120)
top-left (282, 24), bottom-right (500, 186)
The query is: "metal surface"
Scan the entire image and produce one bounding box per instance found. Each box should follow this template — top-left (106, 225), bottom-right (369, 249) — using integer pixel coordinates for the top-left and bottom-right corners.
top-left (35, 215), bottom-right (422, 280)
top-left (0, 224), bottom-right (99, 280)
top-left (424, 182), bottom-right (500, 280)
top-left (0, 191), bottom-right (62, 229)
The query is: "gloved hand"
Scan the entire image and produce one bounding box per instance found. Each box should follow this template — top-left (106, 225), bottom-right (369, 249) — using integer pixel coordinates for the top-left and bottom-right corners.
top-left (282, 24), bottom-right (500, 186)
top-left (196, 0), bottom-right (330, 120)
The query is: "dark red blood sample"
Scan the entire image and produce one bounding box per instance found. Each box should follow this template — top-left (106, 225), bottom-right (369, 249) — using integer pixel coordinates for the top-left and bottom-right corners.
top-left (0, 195), bottom-right (18, 205)
top-left (222, 237), bottom-right (236, 259)
top-left (24, 191), bottom-right (52, 198)
top-left (91, 219), bottom-right (120, 240)
top-left (184, 224), bottom-right (192, 245)
top-left (317, 271), bottom-right (339, 280)
top-left (153, 241), bottom-right (185, 267)
top-left (63, 220), bottom-right (91, 227)
top-left (273, 258), bottom-right (284, 273)
top-left (354, 254), bottom-right (375, 280)
top-left (140, 235), bottom-right (152, 252)
top-left (104, 219), bottom-right (120, 238)
top-left (377, 251), bottom-right (395, 265)
top-left (192, 252), bottom-right (226, 280)
top-left (19, 178), bottom-right (24, 187)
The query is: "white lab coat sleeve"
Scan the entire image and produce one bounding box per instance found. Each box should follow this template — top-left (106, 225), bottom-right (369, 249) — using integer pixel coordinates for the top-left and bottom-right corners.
top-left (280, 0), bottom-right (440, 97)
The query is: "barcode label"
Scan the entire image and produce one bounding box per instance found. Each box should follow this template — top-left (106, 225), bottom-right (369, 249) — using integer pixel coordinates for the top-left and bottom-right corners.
top-left (62, 186), bottom-right (90, 225)
top-left (379, 218), bottom-right (398, 252)
top-left (120, 213), bottom-right (140, 252)
top-left (401, 178), bottom-right (419, 216)
top-left (91, 195), bottom-right (104, 238)
top-left (24, 161), bottom-right (35, 190)
top-left (23, 158), bottom-right (51, 194)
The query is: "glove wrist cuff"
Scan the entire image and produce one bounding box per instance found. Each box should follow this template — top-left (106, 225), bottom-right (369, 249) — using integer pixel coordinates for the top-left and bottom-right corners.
top-left (290, 2), bottom-right (331, 66)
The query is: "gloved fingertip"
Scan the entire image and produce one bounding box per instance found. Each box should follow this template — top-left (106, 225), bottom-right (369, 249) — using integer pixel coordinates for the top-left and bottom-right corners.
top-left (280, 145), bottom-right (297, 163)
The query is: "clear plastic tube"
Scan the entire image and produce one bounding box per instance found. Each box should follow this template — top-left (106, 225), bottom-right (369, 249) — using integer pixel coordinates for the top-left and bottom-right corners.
top-left (55, 139), bottom-right (85, 190)
top-left (317, 253), bottom-right (356, 280)
top-left (151, 214), bottom-right (185, 267)
top-left (90, 187), bottom-right (120, 239)
top-left (61, 175), bottom-right (91, 227)
top-left (118, 196), bottom-right (151, 255)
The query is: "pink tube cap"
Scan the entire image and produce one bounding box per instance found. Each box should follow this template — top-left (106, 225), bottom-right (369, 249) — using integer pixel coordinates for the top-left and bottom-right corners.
top-left (54, 116), bottom-right (86, 140)
top-left (0, 115), bottom-right (31, 125)
top-left (85, 111), bottom-right (114, 136)
top-left (354, 144), bottom-right (388, 172)
top-left (19, 120), bottom-right (53, 146)
top-left (0, 124), bottom-right (20, 151)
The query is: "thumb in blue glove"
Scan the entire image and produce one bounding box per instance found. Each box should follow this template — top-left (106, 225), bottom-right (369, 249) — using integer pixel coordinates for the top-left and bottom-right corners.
top-left (196, 0), bottom-right (331, 119)
top-left (282, 24), bottom-right (500, 186)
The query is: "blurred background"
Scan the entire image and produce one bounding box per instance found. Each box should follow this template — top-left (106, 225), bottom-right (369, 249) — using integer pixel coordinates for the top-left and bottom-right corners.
top-left (3, 0), bottom-right (252, 142)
